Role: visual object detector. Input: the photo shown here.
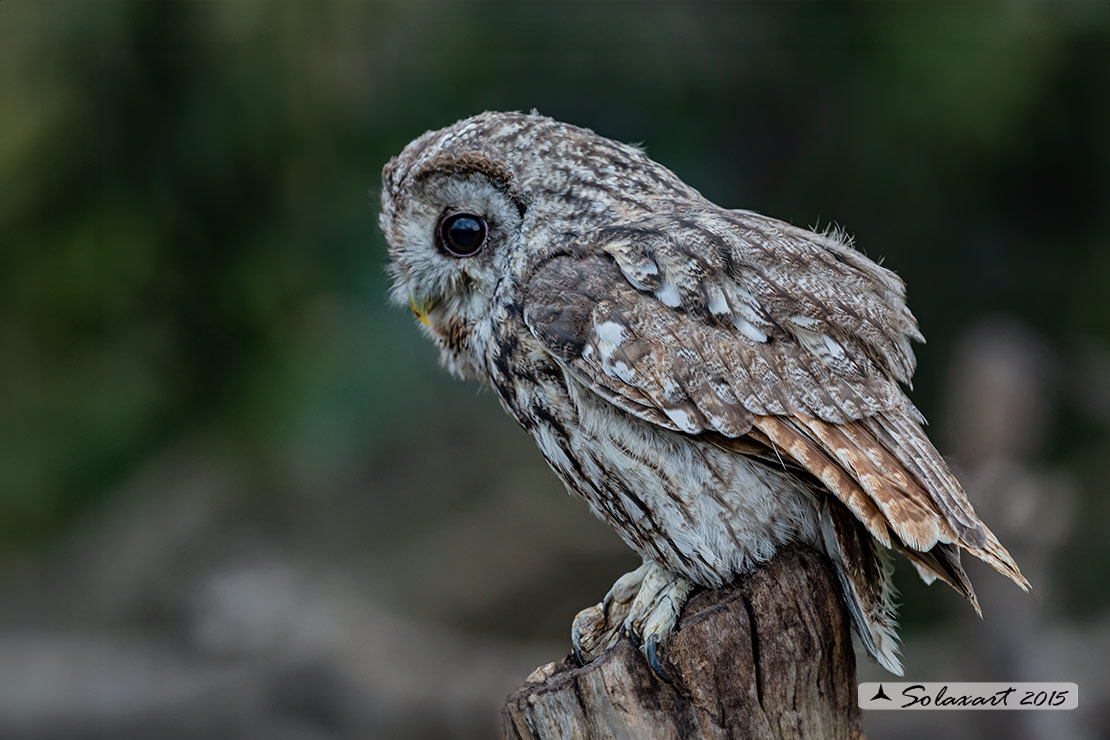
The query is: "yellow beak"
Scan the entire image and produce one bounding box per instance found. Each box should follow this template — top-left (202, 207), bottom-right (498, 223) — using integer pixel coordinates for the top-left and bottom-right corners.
top-left (409, 294), bottom-right (435, 326)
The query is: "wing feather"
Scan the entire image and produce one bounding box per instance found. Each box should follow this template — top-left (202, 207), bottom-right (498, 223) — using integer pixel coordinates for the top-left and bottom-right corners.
top-left (521, 210), bottom-right (1027, 594)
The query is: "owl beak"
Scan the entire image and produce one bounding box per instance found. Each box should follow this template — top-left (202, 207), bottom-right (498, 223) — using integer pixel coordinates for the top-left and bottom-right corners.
top-left (408, 293), bottom-right (437, 327)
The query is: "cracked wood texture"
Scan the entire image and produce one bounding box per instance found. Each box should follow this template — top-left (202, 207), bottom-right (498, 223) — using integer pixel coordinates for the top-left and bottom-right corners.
top-left (500, 547), bottom-right (864, 740)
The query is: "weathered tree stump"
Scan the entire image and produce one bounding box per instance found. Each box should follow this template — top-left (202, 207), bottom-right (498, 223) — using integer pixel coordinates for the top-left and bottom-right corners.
top-left (501, 547), bottom-right (864, 740)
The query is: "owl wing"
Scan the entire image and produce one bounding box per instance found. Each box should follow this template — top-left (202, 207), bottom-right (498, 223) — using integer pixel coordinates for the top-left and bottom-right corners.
top-left (521, 208), bottom-right (1026, 591)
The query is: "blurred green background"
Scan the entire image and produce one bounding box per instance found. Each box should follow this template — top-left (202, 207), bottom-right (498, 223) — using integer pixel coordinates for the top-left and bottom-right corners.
top-left (1, 1), bottom-right (1108, 739)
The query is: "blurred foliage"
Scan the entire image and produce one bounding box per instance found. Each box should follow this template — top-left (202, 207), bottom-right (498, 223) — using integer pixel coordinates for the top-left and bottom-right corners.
top-left (0, 0), bottom-right (1107, 573)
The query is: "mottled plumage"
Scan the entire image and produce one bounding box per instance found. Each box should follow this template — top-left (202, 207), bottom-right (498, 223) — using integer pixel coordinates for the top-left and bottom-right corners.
top-left (380, 111), bottom-right (1027, 675)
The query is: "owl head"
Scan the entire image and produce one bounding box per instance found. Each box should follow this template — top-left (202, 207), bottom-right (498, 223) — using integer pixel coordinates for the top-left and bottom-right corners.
top-left (379, 111), bottom-right (701, 380)
top-left (379, 123), bottom-right (528, 379)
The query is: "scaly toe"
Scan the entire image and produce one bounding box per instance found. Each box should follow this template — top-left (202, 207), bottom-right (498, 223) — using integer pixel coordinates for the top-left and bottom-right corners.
top-left (570, 563), bottom-right (652, 663)
top-left (621, 564), bottom-right (694, 681)
top-left (571, 603), bottom-right (613, 663)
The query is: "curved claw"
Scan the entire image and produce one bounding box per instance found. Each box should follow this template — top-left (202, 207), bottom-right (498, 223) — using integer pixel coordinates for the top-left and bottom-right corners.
top-left (570, 563), bottom-right (691, 677)
top-left (645, 634), bottom-right (672, 684)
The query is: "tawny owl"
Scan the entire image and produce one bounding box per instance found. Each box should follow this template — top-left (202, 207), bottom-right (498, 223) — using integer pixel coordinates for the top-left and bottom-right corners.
top-left (379, 111), bottom-right (1027, 676)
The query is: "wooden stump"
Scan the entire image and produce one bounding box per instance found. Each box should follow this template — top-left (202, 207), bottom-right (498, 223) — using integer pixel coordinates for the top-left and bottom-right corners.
top-left (500, 547), bottom-right (864, 740)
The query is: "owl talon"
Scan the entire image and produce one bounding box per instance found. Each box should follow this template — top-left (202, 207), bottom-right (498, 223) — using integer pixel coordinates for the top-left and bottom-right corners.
top-left (572, 641), bottom-right (585, 667)
top-left (570, 562), bottom-right (652, 664)
top-left (571, 561), bottom-right (694, 679)
top-left (621, 563), bottom-right (694, 681)
top-left (645, 634), bottom-right (672, 683)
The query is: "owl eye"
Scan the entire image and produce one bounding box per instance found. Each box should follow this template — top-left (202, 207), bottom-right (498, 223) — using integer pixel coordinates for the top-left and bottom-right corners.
top-left (436, 212), bottom-right (488, 257)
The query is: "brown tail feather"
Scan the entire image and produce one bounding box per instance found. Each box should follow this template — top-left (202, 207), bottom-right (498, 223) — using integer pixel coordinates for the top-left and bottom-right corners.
top-left (969, 528), bottom-right (1030, 591)
top-left (746, 418), bottom-right (892, 546)
top-left (747, 412), bottom-right (1029, 594)
top-left (763, 414), bottom-right (953, 551)
top-left (894, 541), bottom-right (982, 616)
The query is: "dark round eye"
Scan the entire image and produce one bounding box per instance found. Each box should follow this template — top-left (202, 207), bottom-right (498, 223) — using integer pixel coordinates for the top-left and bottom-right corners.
top-left (436, 212), bottom-right (488, 257)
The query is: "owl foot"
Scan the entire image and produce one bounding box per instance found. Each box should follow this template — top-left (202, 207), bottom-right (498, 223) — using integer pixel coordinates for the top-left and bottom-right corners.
top-left (571, 562), bottom-right (650, 664)
top-left (571, 562), bottom-right (694, 682)
top-left (621, 564), bottom-right (695, 682)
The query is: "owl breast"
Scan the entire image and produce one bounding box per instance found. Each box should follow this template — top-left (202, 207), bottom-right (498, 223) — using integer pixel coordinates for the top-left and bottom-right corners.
top-left (489, 313), bottom-right (821, 586)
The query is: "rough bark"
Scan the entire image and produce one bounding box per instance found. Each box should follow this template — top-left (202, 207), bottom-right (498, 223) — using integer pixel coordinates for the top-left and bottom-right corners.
top-left (500, 547), bottom-right (864, 740)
